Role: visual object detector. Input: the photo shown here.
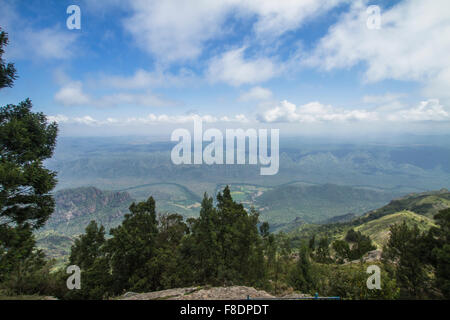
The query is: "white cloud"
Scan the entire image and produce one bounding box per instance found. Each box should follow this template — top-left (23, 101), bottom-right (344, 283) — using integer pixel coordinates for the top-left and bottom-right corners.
top-left (97, 92), bottom-right (177, 108)
top-left (306, 0), bottom-right (450, 101)
top-left (47, 113), bottom-right (249, 126)
top-left (386, 99), bottom-right (450, 122)
top-left (258, 100), bottom-right (377, 123)
top-left (238, 86), bottom-right (273, 102)
top-left (54, 82), bottom-right (91, 106)
top-left (72, 116), bottom-right (99, 126)
top-left (121, 0), bottom-right (348, 63)
top-left (47, 115), bottom-right (69, 123)
top-left (0, 1), bottom-right (77, 61)
top-left (423, 68), bottom-right (450, 101)
top-left (241, 0), bottom-right (349, 38)
top-left (50, 97), bottom-right (450, 129)
top-left (257, 99), bottom-right (450, 123)
top-left (100, 68), bottom-right (197, 89)
top-left (124, 0), bottom-right (232, 63)
top-left (207, 47), bottom-right (277, 86)
top-left (22, 28), bottom-right (78, 60)
top-left (54, 80), bottom-right (176, 108)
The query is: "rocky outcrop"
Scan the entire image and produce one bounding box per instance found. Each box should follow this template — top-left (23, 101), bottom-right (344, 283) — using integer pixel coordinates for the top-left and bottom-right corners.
top-left (121, 286), bottom-right (311, 300)
top-left (52, 187), bottom-right (133, 223)
top-left (345, 249), bottom-right (382, 265)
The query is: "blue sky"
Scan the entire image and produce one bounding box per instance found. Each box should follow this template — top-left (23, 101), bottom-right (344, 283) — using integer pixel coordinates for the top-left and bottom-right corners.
top-left (0, 0), bottom-right (449, 136)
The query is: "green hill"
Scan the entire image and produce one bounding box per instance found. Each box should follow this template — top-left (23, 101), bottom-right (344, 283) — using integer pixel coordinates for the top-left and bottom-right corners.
top-left (288, 189), bottom-right (449, 248)
top-left (255, 183), bottom-right (395, 224)
top-left (355, 211), bottom-right (436, 248)
top-left (356, 188), bottom-right (450, 223)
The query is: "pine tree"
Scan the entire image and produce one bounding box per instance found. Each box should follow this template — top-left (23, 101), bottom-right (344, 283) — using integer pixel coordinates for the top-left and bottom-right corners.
top-left (290, 245), bottom-right (313, 293)
top-left (0, 29), bottom-right (16, 89)
top-left (145, 213), bottom-right (189, 290)
top-left (0, 27), bottom-right (58, 291)
top-left (183, 186), bottom-right (265, 287)
top-left (383, 222), bottom-right (429, 298)
top-left (106, 197), bottom-right (158, 293)
top-left (332, 239), bottom-right (350, 263)
top-left (67, 221), bottom-right (111, 299)
top-left (188, 193), bottom-right (221, 284)
top-left (316, 237), bottom-right (331, 263)
top-left (430, 208), bottom-right (450, 298)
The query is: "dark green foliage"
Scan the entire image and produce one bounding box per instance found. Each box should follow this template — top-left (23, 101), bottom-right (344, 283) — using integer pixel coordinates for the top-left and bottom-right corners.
top-left (344, 229), bottom-right (376, 260)
top-left (62, 187), bottom-right (267, 296)
top-left (70, 221), bottom-right (106, 269)
top-left (66, 221), bottom-right (111, 299)
top-left (315, 237), bottom-right (331, 263)
top-left (260, 221), bottom-right (276, 288)
top-left (106, 197), bottom-right (158, 293)
top-left (269, 233), bottom-right (292, 294)
top-left (434, 244), bottom-right (450, 298)
top-left (0, 101), bottom-right (57, 230)
top-left (383, 222), bottom-right (430, 298)
top-left (429, 208), bottom-right (450, 298)
top-left (0, 225), bottom-right (45, 292)
top-left (0, 30), bottom-right (57, 230)
top-left (308, 234), bottom-right (315, 250)
top-left (138, 213), bottom-right (189, 290)
top-left (330, 230), bottom-right (375, 264)
top-left (0, 29), bottom-right (16, 89)
top-left (314, 263), bottom-right (399, 300)
top-left (182, 187), bottom-right (265, 287)
top-left (0, 29), bottom-right (58, 297)
top-left (332, 240), bottom-right (350, 264)
top-left (184, 193), bottom-right (220, 284)
top-left (345, 229), bottom-right (359, 242)
top-left (289, 245), bottom-right (314, 293)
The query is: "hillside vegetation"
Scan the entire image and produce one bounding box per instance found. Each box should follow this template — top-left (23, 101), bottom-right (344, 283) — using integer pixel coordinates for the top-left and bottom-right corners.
top-left (255, 183), bottom-right (393, 224)
top-left (288, 189), bottom-right (450, 248)
top-left (354, 211), bottom-right (436, 248)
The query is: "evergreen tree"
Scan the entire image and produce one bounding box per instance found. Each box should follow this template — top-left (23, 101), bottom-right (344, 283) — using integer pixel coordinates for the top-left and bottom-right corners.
top-left (343, 229), bottom-right (376, 260)
top-left (0, 99), bottom-right (58, 230)
top-left (145, 213), bottom-right (189, 290)
top-left (289, 245), bottom-right (313, 293)
top-left (332, 239), bottom-right (350, 264)
top-left (183, 186), bottom-right (265, 287)
top-left (272, 232), bottom-right (291, 294)
top-left (106, 197), bottom-right (158, 293)
top-left (215, 186), bottom-right (263, 285)
top-left (188, 193), bottom-right (221, 284)
top-left (316, 237), bottom-right (331, 263)
top-left (429, 208), bottom-right (450, 298)
top-left (0, 29), bottom-right (16, 89)
top-left (0, 27), bottom-right (58, 292)
top-left (0, 225), bottom-right (46, 293)
top-left (308, 235), bottom-right (315, 251)
top-left (67, 221), bottom-right (111, 299)
top-left (383, 222), bottom-right (429, 298)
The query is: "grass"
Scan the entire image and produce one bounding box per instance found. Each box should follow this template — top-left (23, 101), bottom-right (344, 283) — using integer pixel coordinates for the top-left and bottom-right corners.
top-left (355, 210), bottom-right (436, 248)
